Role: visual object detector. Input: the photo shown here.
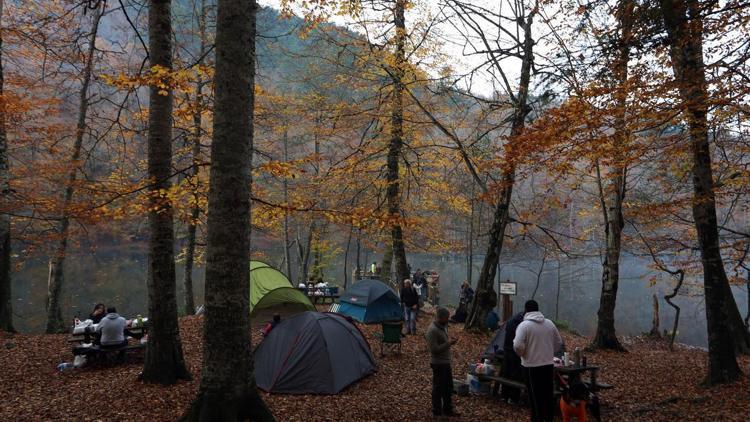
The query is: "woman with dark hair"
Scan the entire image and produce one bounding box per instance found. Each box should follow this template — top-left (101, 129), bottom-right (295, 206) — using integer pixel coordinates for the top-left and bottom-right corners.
top-left (89, 303), bottom-right (106, 324)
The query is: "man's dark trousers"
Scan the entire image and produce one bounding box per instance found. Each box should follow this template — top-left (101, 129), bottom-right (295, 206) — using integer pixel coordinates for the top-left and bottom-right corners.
top-left (524, 364), bottom-right (554, 422)
top-left (501, 348), bottom-right (523, 401)
top-left (431, 363), bottom-right (453, 415)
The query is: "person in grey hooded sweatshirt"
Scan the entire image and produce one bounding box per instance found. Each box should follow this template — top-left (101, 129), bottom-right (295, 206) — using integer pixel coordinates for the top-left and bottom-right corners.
top-left (96, 306), bottom-right (127, 347)
top-left (513, 300), bottom-right (563, 422)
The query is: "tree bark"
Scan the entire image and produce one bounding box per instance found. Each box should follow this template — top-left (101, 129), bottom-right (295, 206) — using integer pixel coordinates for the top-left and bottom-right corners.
top-left (0, 0), bottom-right (15, 333)
top-left (45, 4), bottom-right (104, 333)
top-left (141, 0), bottom-right (191, 385)
top-left (182, 0), bottom-right (208, 316)
top-left (380, 237), bottom-right (393, 283)
top-left (182, 1), bottom-right (274, 419)
top-left (385, 0), bottom-right (410, 289)
top-left (590, 0), bottom-right (633, 351)
top-left (659, 0), bottom-right (741, 384)
top-left (282, 131), bottom-right (292, 280)
top-left (649, 293), bottom-right (661, 338)
top-left (465, 8), bottom-right (534, 330)
top-left (466, 182), bottom-right (474, 284)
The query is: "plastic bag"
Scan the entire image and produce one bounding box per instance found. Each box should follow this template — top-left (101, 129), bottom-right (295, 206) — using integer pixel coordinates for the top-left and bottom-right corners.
top-left (73, 355), bottom-right (87, 368)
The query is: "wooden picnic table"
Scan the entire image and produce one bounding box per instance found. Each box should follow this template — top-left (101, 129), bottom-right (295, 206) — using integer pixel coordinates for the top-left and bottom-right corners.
top-left (67, 325), bottom-right (148, 344)
top-left (298, 287), bottom-right (340, 304)
top-left (470, 362), bottom-right (612, 399)
top-left (555, 364), bottom-right (613, 392)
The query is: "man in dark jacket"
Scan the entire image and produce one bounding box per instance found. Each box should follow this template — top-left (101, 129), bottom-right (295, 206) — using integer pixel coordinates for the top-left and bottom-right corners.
top-left (400, 279), bottom-right (420, 334)
top-left (501, 310), bottom-right (526, 403)
top-left (425, 307), bottom-right (459, 418)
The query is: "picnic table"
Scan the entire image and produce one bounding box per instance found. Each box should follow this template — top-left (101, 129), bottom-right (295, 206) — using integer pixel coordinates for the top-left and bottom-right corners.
top-left (469, 360), bottom-right (613, 400)
top-left (298, 286), bottom-right (340, 304)
top-left (67, 325), bottom-right (148, 344)
top-left (555, 364), bottom-right (613, 392)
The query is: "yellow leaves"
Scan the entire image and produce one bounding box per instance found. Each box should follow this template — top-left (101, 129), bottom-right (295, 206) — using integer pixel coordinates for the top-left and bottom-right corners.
top-left (102, 65), bottom-right (199, 95)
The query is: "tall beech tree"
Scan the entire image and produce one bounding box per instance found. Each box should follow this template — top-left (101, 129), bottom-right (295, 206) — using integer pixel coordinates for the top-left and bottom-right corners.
top-left (590, 0), bottom-right (634, 352)
top-left (659, 0), bottom-right (741, 384)
top-left (383, 0), bottom-right (410, 288)
top-left (141, 0), bottom-right (191, 385)
top-left (442, 0), bottom-right (538, 330)
top-left (183, 0), bottom-right (274, 419)
top-left (0, 0), bottom-right (14, 333)
top-left (181, 0), bottom-right (210, 316)
top-left (44, 2), bottom-right (104, 334)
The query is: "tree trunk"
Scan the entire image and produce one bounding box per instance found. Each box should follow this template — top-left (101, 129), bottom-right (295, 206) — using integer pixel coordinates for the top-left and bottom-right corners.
top-left (659, 0), bottom-right (741, 385)
top-left (343, 226), bottom-right (352, 288)
top-left (589, 0), bottom-right (633, 352)
top-left (182, 1), bottom-right (274, 419)
top-left (380, 238), bottom-right (393, 284)
top-left (298, 224), bottom-right (313, 284)
top-left (465, 8), bottom-right (534, 330)
top-left (182, 0), bottom-right (208, 316)
top-left (649, 294), bottom-right (661, 338)
top-left (45, 4), bottom-right (103, 333)
top-left (141, 0), bottom-right (191, 385)
top-left (0, 0), bottom-right (15, 333)
top-left (386, 0), bottom-right (410, 290)
top-left (466, 182), bottom-right (474, 284)
top-left (282, 131), bottom-right (292, 279)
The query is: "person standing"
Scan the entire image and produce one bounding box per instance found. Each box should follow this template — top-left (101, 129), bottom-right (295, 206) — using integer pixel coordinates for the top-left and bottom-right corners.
top-left (501, 310), bottom-right (526, 403)
top-left (400, 279), bottom-right (420, 335)
top-left (513, 300), bottom-right (563, 422)
top-left (425, 307), bottom-right (459, 418)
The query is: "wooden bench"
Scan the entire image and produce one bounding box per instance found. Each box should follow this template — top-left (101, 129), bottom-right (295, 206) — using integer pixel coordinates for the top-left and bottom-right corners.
top-left (584, 380), bottom-right (614, 391)
top-left (475, 374), bottom-right (527, 399)
top-left (73, 343), bottom-right (146, 364)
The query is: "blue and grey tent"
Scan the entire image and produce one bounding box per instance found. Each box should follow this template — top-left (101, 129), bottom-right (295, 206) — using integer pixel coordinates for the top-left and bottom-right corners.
top-left (337, 279), bottom-right (403, 323)
top-left (254, 311), bottom-right (377, 394)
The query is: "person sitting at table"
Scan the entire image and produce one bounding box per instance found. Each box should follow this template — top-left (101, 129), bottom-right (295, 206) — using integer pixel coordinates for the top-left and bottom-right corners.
top-left (88, 303), bottom-right (106, 324)
top-left (559, 376), bottom-right (590, 422)
top-left (96, 307), bottom-right (127, 348)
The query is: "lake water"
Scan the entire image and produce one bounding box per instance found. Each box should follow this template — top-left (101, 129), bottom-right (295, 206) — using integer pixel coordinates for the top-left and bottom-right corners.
top-left (11, 247), bottom-right (748, 348)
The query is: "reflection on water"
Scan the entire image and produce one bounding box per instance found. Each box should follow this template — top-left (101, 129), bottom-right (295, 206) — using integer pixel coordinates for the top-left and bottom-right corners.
top-left (12, 247), bottom-right (748, 348)
top-left (407, 253), bottom-right (748, 349)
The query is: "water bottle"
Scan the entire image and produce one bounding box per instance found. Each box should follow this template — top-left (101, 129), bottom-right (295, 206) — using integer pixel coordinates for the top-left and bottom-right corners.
top-left (574, 347), bottom-right (581, 367)
top-left (57, 362), bottom-right (74, 372)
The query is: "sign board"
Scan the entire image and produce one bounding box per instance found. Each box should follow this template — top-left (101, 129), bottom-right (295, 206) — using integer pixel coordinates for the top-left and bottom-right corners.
top-left (499, 281), bottom-right (517, 295)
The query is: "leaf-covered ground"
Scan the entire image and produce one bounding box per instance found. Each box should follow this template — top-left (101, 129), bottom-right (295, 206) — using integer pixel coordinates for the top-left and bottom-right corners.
top-left (2, 311), bottom-right (749, 421)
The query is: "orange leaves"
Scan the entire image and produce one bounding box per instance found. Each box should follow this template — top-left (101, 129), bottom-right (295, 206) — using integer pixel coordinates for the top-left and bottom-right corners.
top-left (102, 65), bottom-right (197, 96)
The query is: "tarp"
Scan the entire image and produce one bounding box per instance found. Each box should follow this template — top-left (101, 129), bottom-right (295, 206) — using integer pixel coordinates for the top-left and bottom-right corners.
top-left (338, 279), bottom-right (402, 323)
top-left (255, 311), bottom-right (377, 394)
top-left (250, 261), bottom-right (314, 317)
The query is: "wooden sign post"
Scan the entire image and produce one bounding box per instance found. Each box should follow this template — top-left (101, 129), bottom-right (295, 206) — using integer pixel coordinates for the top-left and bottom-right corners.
top-left (499, 280), bottom-right (517, 322)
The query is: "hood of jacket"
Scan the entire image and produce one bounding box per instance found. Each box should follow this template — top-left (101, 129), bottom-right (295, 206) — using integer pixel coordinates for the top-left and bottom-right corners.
top-left (523, 311), bottom-right (545, 323)
top-left (105, 313), bottom-right (121, 320)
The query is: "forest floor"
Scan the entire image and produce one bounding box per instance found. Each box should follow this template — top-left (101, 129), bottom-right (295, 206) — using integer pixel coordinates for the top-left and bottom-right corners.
top-left (2, 309), bottom-right (750, 421)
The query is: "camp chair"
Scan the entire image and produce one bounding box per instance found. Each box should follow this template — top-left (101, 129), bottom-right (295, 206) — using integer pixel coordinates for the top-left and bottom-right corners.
top-left (373, 322), bottom-right (402, 357)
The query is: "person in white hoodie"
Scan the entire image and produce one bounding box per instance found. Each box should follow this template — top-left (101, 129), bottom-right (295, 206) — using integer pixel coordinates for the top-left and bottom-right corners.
top-left (513, 300), bottom-right (563, 422)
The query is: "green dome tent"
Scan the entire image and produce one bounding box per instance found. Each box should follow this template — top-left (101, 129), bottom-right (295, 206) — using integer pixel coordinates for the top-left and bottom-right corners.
top-left (250, 261), bottom-right (315, 318)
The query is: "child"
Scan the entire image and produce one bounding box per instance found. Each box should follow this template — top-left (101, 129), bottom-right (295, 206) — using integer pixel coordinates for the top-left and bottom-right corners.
top-left (559, 377), bottom-right (590, 422)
